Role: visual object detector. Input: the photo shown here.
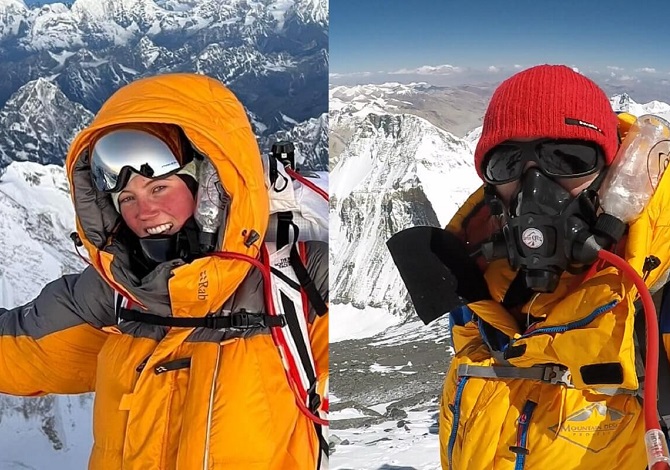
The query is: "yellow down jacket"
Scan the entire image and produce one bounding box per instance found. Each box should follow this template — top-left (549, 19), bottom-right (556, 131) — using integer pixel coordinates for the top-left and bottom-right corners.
top-left (439, 157), bottom-right (670, 469)
top-left (0, 73), bottom-right (328, 469)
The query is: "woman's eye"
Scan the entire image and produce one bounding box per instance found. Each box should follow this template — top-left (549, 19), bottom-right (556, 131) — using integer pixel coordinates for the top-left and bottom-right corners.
top-left (152, 185), bottom-right (167, 193)
top-left (119, 195), bottom-right (133, 204)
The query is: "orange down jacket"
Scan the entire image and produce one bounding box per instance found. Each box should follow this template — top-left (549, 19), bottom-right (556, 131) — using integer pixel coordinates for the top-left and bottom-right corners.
top-left (0, 73), bottom-right (329, 469)
top-left (439, 135), bottom-right (670, 468)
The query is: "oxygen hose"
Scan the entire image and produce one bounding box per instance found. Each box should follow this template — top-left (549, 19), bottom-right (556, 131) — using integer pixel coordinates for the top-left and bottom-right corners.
top-left (286, 167), bottom-right (328, 200)
top-left (597, 250), bottom-right (670, 469)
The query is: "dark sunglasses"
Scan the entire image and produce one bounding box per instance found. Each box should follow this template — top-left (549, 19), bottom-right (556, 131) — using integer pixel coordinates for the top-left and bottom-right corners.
top-left (482, 139), bottom-right (605, 185)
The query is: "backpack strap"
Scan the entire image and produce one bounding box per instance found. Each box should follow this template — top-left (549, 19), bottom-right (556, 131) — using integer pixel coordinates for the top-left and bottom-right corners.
top-left (276, 211), bottom-right (293, 249)
top-left (267, 241), bottom-right (328, 468)
top-left (117, 308), bottom-right (286, 329)
top-left (291, 242), bottom-right (328, 317)
top-left (281, 222), bottom-right (328, 317)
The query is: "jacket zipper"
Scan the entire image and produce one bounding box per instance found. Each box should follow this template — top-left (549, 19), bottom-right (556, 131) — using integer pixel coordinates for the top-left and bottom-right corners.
top-left (521, 300), bottom-right (618, 338)
top-left (203, 345), bottom-right (222, 469)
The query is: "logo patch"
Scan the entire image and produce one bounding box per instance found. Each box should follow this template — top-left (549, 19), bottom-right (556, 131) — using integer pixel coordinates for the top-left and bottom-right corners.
top-left (198, 270), bottom-right (209, 301)
top-left (565, 117), bottom-right (604, 134)
top-left (548, 402), bottom-right (634, 452)
top-left (522, 228), bottom-right (544, 249)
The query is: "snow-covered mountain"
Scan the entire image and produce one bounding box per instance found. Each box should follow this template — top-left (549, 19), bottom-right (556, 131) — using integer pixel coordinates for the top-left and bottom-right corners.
top-left (265, 112), bottom-right (328, 170)
top-left (329, 112), bottom-right (481, 334)
top-left (0, 0), bottom-right (328, 170)
top-left (611, 92), bottom-right (670, 120)
top-left (329, 81), bottom-right (491, 164)
top-left (0, 78), bottom-right (93, 167)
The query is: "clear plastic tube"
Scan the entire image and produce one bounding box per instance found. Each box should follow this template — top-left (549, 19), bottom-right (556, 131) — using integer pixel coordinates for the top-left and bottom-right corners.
top-left (194, 158), bottom-right (229, 252)
top-left (646, 429), bottom-right (670, 468)
top-left (599, 114), bottom-right (670, 223)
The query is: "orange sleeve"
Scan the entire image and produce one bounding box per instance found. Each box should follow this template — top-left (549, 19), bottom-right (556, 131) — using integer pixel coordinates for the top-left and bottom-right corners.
top-left (0, 267), bottom-right (113, 395)
top-left (0, 323), bottom-right (108, 395)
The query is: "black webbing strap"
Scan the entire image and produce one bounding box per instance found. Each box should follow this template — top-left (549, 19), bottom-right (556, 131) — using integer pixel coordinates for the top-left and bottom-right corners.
top-left (277, 212), bottom-right (293, 249)
top-left (280, 291), bottom-right (321, 415)
top-left (118, 308), bottom-right (286, 329)
top-left (271, 267), bottom-right (302, 291)
top-left (289, 243), bottom-right (328, 317)
top-left (315, 423), bottom-right (328, 467)
top-left (281, 293), bottom-right (317, 386)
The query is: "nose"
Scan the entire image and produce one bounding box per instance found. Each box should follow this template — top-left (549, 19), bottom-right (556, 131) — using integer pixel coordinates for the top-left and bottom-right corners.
top-left (522, 161), bottom-right (539, 173)
top-left (136, 197), bottom-right (160, 220)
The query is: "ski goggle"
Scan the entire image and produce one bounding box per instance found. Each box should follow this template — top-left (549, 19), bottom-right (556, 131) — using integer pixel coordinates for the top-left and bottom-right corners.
top-left (482, 139), bottom-right (605, 185)
top-left (90, 129), bottom-right (182, 193)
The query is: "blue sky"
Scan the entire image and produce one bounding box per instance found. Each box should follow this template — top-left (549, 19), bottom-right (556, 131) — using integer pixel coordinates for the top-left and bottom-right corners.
top-left (330, 0), bottom-right (670, 88)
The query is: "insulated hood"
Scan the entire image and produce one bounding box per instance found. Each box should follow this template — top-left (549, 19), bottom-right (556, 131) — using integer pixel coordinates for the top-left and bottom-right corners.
top-left (65, 73), bottom-right (269, 316)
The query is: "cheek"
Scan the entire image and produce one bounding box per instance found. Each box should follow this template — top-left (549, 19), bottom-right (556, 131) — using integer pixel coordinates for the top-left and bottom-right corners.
top-left (168, 194), bottom-right (196, 221)
top-left (120, 205), bottom-right (143, 234)
top-left (495, 182), bottom-right (520, 206)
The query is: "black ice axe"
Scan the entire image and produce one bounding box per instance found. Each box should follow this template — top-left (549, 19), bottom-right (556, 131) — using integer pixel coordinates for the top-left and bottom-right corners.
top-left (386, 226), bottom-right (491, 325)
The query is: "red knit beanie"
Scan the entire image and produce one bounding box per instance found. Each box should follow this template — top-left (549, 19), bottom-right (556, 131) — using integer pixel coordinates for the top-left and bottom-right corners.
top-left (474, 64), bottom-right (619, 180)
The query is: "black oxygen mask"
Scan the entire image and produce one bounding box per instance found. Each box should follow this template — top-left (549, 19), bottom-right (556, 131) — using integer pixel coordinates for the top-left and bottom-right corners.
top-left (482, 168), bottom-right (603, 293)
top-left (138, 217), bottom-right (201, 264)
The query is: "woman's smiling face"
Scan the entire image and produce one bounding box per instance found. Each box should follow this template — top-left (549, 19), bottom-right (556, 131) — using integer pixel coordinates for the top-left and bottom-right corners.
top-left (117, 174), bottom-right (196, 237)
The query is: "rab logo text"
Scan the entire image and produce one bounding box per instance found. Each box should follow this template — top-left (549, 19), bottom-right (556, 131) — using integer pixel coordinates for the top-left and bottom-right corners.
top-left (548, 402), bottom-right (633, 452)
top-left (198, 271), bottom-right (208, 300)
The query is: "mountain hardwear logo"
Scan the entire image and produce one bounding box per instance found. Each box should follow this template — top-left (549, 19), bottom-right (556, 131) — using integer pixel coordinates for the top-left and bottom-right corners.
top-left (548, 402), bottom-right (633, 452)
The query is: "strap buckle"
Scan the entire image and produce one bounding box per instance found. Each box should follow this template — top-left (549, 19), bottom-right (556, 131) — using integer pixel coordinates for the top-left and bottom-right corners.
top-left (307, 382), bottom-right (321, 412)
top-left (228, 310), bottom-right (286, 329)
top-left (204, 313), bottom-right (219, 329)
top-left (543, 365), bottom-right (573, 386)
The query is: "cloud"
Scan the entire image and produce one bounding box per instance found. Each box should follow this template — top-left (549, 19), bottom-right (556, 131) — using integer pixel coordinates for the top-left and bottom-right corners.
top-left (389, 64), bottom-right (463, 75)
top-left (607, 65), bottom-right (624, 71)
top-left (514, 64), bottom-right (522, 69)
top-left (329, 71), bottom-right (373, 79)
top-left (619, 75), bottom-right (637, 81)
top-left (488, 65), bottom-right (500, 73)
top-left (636, 67), bottom-right (656, 73)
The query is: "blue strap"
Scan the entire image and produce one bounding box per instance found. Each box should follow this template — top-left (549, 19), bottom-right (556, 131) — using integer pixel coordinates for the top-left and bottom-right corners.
top-left (447, 377), bottom-right (470, 469)
top-left (513, 400), bottom-right (537, 470)
top-left (661, 285), bottom-right (670, 334)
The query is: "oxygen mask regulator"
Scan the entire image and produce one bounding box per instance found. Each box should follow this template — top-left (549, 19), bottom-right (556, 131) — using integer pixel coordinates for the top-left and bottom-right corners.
top-left (481, 114), bottom-right (670, 294)
top-left (480, 168), bottom-right (620, 293)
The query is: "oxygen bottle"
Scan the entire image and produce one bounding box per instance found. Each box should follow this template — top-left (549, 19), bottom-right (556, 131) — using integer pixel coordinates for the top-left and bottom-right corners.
top-left (599, 114), bottom-right (670, 224)
top-left (194, 157), bottom-right (229, 253)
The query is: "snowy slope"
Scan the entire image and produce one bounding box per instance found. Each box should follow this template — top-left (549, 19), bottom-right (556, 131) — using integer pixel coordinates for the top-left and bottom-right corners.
top-left (0, 161), bottom-right (93, 469)
top-left (329, 112), bottom-right (481, 341)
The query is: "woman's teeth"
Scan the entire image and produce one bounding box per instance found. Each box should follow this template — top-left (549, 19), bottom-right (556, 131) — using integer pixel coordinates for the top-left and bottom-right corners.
top-left (146, 223), bottom-right (173, 235)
